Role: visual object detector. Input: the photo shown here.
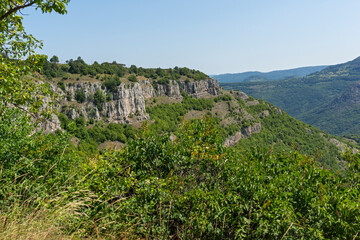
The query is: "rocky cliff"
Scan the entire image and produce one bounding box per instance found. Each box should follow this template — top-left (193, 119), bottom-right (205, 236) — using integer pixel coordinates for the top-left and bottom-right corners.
top-left (58, 78), bottom-right (221, 124)
top-left (223, 122), bottom-right (262, 147)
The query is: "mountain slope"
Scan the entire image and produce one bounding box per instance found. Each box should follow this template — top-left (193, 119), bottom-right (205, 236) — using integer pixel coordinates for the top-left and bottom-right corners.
top-left (38, 59), bottom-right (357, 171)
top-left (212, 65), bottom-right (328, 83)
top-left (220, 56), bottom-right (360, 136)
top-left (302, 82), bottom-right (360, 135)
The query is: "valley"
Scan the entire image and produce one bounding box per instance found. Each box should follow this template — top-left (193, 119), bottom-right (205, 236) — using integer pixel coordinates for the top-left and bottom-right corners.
top-left (219, 56), bottom-right (360, 138)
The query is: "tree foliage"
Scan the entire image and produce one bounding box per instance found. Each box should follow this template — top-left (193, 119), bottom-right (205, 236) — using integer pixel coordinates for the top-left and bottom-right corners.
top-left (0, 0), bottom-right (69, 115)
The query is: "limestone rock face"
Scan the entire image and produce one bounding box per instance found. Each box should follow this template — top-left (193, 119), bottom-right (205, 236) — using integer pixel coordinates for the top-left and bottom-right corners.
top-left (152, 78), bottom-right (221, 99)
top-left (39, 114), bottom-right (62, 133)
top-left (177, 79), bottom-right (221, 98)
top-left (155, 82), bottom-right (182, 99)
top-left (223, 122), bottom-right (262, 147)
top-left (103, 83), bottom-right (148, 123)
top-left (35, 95), bottom-right (62, 133)
top-left (56, 78), bottom-right (221, 124)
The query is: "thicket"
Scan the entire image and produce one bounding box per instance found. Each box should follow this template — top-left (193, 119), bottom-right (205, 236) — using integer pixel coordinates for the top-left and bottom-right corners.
top-left (42, 57), bottom-right (209, 82)
top-left (57, 113), bottom-right (136, 153)
top-left (103, 75), bottom-right (122, 93)
top-left (147, 96), bottom-right (214, 133)
top-left (237, 102), bottom-right (344, 172)
top-left (2, 112), bottom-right (360, 239)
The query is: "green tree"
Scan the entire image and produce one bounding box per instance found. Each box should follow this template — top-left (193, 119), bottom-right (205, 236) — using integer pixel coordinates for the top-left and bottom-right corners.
top-left (0, 0), bottom-right (69, 116)
top-left (75, 89), bottom-right (86, 103)
top-left (128, 74), bottom-right (138, 82)
top-left (49, 55), bottom-right (59, 63)
top-left (94, 89), bottom-right (106, 111)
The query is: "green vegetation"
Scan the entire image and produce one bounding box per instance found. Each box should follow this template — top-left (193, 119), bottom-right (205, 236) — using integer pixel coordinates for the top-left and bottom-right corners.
top-left (147, 96), bottom-right (214, 133)
top-left (58, 113), bottom-right (136, 153)
top-left (300, 83), bottom-right (360, 136)
top-left (94, 89), bottom-right (106, 111)
top-left (43, 57), bottom-right (209, 82)
top-left (128, 74), bottom-right (138, 82)
top-left (0, 0), bottom-right (69, 117)
top-left (74, 89), bottom-right (85, 103)
top-left (103, 75), bottom-right (122, 93)
top-left (2, 112), bottom-right (360, 238)
top-left (3, 2), bottom-right (360, 238)
top-left (220, 57), bottom-right (360, 137)
top-left (237, 103), bottom-right (343, 171)
top-left (213, 65), bottom-right (327, 83)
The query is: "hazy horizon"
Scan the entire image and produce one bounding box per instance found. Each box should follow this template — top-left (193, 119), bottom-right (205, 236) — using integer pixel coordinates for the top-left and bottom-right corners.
top-left (22, 0), bottom-right (360, 75)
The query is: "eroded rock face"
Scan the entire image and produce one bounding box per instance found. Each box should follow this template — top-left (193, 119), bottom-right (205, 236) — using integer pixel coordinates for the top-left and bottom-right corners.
top-left (223, 122), bottom-right (262, 147)
top-left (152, 78), bottom-right (221, 99)
top-left (103, 83), bottom-right (148, 122)
top-left (177, 79), bottom-right (221, 98)
top-left (38, 114), bottom-right (62, 133)
top-left (57, 78), bottom-right (221, 124)
top-left (34, 95), bottom-right (62, 133)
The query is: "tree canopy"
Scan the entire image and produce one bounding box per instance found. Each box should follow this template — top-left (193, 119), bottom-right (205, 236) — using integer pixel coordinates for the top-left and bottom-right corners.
top-left (0, 0), bottom-right (69, 116)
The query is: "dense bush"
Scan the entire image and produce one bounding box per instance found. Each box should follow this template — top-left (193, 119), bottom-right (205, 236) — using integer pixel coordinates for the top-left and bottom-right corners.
top-left (79, 118), bottom-right (360, 239)
top-left (104, 75), bottom-right (121, 92)
top-left (58, 113), bottom-right (136, 153)
top-left (128, 74), bottom-right (138, 82)
top-left (2, 110), bottom-right (360, 239)
top-left (147, 96), bottom-right (214, 133)
top-left (75, 89), bottom-right (85, 103)
top-left (42, 58), bottom-right (209, 82)
top-left (94, 89), bottom-right (105, 111)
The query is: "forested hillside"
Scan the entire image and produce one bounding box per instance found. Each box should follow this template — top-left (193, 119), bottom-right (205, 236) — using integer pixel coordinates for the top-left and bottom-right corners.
top-left (32, 57), bottom-right (352, 172)
top-left (221, 56), bottom-right (360, 137)
top-left (2, 1), bottom-right (360, 239)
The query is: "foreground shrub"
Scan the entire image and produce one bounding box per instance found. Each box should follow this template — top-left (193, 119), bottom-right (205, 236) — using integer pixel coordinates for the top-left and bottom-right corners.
top-left (2, 113), bottom-right (360, 239)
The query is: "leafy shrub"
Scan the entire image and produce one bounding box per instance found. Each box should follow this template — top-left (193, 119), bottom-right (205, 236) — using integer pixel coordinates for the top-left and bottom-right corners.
top-left (57, 81), bottom-right (66, 91)
top-left (104, 75), bottom-right (121, 93)
top-left (79, 118), bottom-right (360, 239)
top-left (75, 90), bottom-right (85, 103)
top-left (128, 74), bottom-right (138, 82)
top-left (94, 89), bottom-right (105, 111)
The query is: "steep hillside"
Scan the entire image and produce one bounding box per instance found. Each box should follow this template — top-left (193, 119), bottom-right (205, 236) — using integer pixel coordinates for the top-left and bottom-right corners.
top-left (5, 59), bottom-right (360, 239)
top-left (39, 59), bottom-right (356, 172)
top-left (221, 56), bottom-right (360, 136)
top-left (212, 65), bottom-right (327, 83)
top-left (302, 83), bottom-right (360, 135)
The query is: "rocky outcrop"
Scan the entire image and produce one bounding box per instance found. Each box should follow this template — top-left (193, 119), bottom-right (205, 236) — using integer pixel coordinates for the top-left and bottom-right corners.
top-left (37, 115), bottom-right (62, 133)
top-left (329, 138), bottom-right (359, 154)
top-left (57, 78), bottom-right (221, 123)
top-left (151, 78), bottom-right (221, 99)
top-left (155, 82), bottom-right (182, 99)
top-left (177, 79), bottom-right (221, 98)
top-left (103, 83), bottom-right (148, 123)
top-left (223, 122), bottom-right (262, 147)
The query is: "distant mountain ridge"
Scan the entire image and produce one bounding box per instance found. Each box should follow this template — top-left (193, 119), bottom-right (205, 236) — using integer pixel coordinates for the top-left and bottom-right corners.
top-left (308, 56), bottom-right (360, 78)
top-left (220, 56), bottom-right (360, 136)
top-left (212, 65), bottom-right (328, 83)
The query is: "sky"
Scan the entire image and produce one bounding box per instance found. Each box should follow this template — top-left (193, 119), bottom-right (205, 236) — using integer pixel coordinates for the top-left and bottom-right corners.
top-left (22, 0), bottom-right (360, 75)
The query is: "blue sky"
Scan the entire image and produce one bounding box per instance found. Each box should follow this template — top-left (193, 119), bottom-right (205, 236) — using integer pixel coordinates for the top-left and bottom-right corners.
top-left (23, 0), bottom-right (360, 74)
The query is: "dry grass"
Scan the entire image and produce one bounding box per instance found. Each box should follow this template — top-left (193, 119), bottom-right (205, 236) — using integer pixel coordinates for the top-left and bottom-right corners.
top-left (184, 110), bottom-right (207, 121)
top-left (0, 190), bottom-right (97, 240)
top-left (0, 207), bottom-right (69, 240)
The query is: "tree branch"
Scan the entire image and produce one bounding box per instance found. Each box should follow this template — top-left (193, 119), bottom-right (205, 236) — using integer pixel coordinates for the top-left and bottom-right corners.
top-left (0, 1), bottom-right (35, 22)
